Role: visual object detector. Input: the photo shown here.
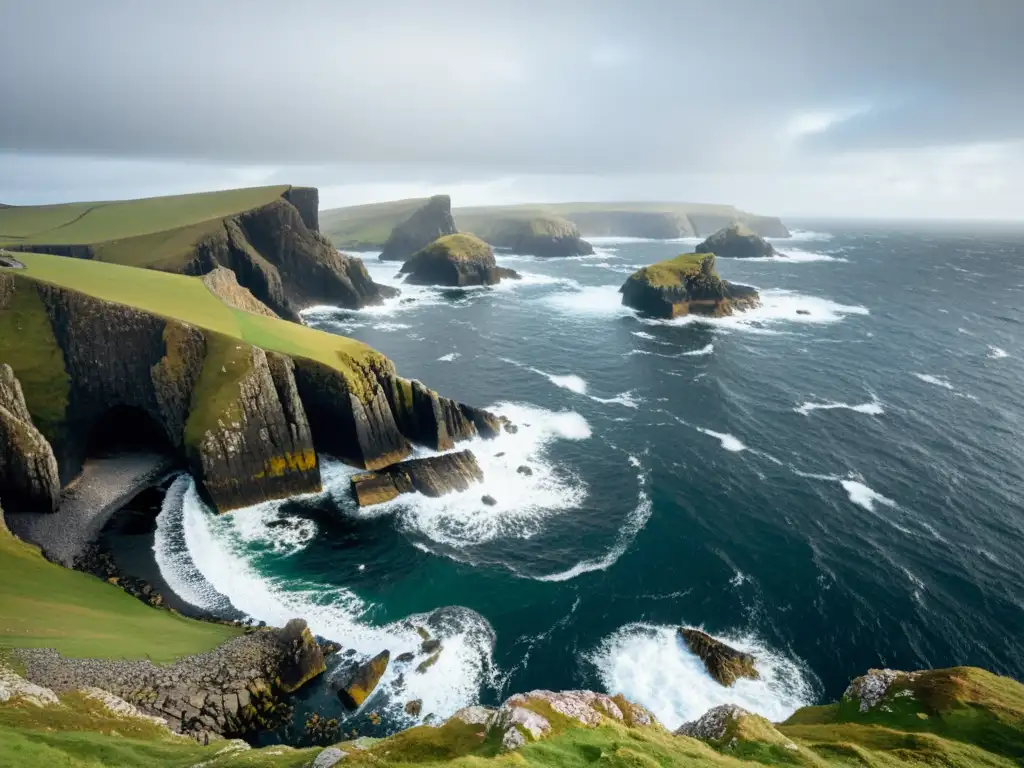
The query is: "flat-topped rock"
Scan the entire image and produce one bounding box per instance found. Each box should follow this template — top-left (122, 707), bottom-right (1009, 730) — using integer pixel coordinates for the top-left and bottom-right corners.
top-left (399, 234), bottom-right (519, 286)
top-left (619, 252), bottom-right (759, 319)
top-left (695, 223), bottom-right (778, 259)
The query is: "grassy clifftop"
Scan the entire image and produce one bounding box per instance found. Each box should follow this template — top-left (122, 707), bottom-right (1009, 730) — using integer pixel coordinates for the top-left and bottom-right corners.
top-left (320, 198), bottom-right (431, 250)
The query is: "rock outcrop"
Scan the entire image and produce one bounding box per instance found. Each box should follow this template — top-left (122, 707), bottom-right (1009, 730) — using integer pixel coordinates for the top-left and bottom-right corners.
top-left (481, 216), bottom-right (594, 258)
top-left (200, 267), bottom-right (279, 317)
top-left (676, 704), bottom-right (799, 754)
top-left (379, 195), bottom-right (458, 262)
top-left (399, 234), bottom-right (519, 286)
top-left (336, 650), bottom-right (390, 709)
top-left (619, 253), bottom-right (759, 319)
top-left (678, 628), bottom-right (759, 687)
top-left (350, 449), bottom-right (484, 506)
top-left (0, 364), bottom-right (60, 512)
top-left (695, 223), bottom-right (778, 259)
top-left (276, 619), bottom-right (327, 694)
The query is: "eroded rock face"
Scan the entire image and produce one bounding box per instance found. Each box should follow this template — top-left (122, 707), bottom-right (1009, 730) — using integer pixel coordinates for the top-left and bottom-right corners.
top-left (337, 651), bottom-right (390, 709)
top-left (675, 704), bottom-right (748, 740)
top-left (399, 234), bottom-right (519, 287)
top-left (0, 364), bottom-right (60, 512)
top-left (201, 267), bottom-right (279, 317)
top-left (843, 668), bottom-right (919, 713)
top-left (350, 450), bottom-right (483, 506)
top-left (485, 217), bottom-right (594, 258)
top-left (620, 253), bottom-right (759, 319)
top-left (678, 628), bottom-right (759, 687)
top-left (276, 619), bottom-right (327, 693)
top-left (695, 223), bottom-right (778, 259)
top-left (379, 195), bottom-right (458, 262)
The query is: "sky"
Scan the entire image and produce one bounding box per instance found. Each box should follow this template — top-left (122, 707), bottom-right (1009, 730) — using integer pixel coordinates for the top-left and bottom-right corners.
top-left (1, 0), bottom-right (1022, 219)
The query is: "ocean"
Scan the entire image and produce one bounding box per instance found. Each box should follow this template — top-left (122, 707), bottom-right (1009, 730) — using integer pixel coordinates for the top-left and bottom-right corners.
top-left (145, 221), bottom-right (1024, 738)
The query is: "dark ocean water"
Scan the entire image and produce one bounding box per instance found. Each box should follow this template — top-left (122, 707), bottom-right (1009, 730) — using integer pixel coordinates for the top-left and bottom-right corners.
top-left (149, 222), bottom-right (1024, 737)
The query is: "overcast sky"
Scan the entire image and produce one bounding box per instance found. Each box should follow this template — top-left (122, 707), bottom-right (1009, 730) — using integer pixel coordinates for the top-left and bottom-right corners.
top-left (1, 0), bottom-right (1022, 219)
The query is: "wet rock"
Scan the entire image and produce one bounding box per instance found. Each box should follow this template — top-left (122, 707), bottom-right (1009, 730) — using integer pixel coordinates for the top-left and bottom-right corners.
top-left (350, 450), bottom-right (483, 506)
top-left (0, 364), bottom-right (60, 513)
top-left (416, 652), bottom-right (440, 674)
top-left (678, 628), bottom-right (759, 687)
top-left (337, 651), bottom-right (390, 710)
top-left (405, 699), bottom-right (423, 716)
top-left (620, 253), bottom-right (759, 319)
top-left (276, 619), bottom-right (326, 693)
top-left (481, 494), bottom-right (497, 506)
top-left (796, 309), bottom-right (810, 315)
top-left (421, 639), bottom-right (442, 654)
top-left (695, 223), bottom-right (778, 259)
top-left (395, 652), bottom-right (415, 664)
top-left (516, 465), bottom-right (533, 476)
top-left (380, 195), bottom-right (458, 262)
top-left (399, 234), bottom-right (519, 287)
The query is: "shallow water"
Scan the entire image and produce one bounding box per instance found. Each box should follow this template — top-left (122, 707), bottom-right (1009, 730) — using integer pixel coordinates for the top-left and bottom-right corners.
top-left (149, 223), bottom-right (1024, 734)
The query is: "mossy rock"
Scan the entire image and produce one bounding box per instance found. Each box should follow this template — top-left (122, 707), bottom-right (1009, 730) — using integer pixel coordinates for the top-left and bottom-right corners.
top-left (695, 223), bottom-right (778, 259)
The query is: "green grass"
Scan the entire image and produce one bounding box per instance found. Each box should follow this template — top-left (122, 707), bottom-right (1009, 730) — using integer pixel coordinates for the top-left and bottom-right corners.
top-left (320, 198), bottom-right (429, 248)
top-left (0, 186), bottom-right (289, 246)
top-left (0, 524), bottom-right (239, 662)
top-left (413, 234), bottom-right (491, 262)
top-left (628, 253), bottom-right (713, 287)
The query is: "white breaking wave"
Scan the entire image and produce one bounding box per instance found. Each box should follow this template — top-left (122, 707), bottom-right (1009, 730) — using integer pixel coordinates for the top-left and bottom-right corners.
top-left (589, 623), bottom-right (814, 729)
top-left (372, 322), bottom-right (412, 332)
top-left (989, 346), bottom-right (1009, 359)
top-left (547, 373), bottom-right (589, 394)
top-left (588, 390), bottom-right (642, 409)
top-left (532, 455), bottom-right (652, 582)
top-left (795, 397), bottom-right (883, 416)
top-left (505, 359), bottom-right (640, 407)
top-left (542, 284), bottom-right (637, 319)
top-left (914, 373), bottom-right (955, 391)
top-left (438, 352), bottom-right (461, 362)
top-left (632, 331), bottom-right (657, 340)
top-left (696, 428), bottom-right (747, 452)
top-left (156, 477), bottom-right (498, 725)
top-left (768, 229), bottom-right (833, 243)
top-left (841, 480), bottom-right (897, 512)
top-left (682, 343), bottom-right (715, 357)
top-left (736, 249), bottom-right (847, 263)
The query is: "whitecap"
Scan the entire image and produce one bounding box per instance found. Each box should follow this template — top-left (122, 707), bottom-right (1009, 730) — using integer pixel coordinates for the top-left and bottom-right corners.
top-left (914, 373), bottom-right (955, 391)
top-left (372, 322), bottom-right (412, 332)
top-left (730, 249), bottom-right (847, 263)
top-left (767, 229), bottom-right (834, 243)
top-left (640, 290), bottom-right (869, 332)
top-left (541, 284), bottom-right (636, 318)
top-left (160, 478), bottom-right (498, 724)
top-left (795, 398), bottom-right (883, 416)
top-left (437, 352), bottom-right (461, 362)
top-left (988, 346), bottom-right (1009, 359)
top-left (588, 390), bottom-right (642, 409)
top-left (632, 331), bottom-right (657, 340)
top-left (589, 623), bottom-right (814, 729)
top-left (682, 343), bottom-right (714, 357)
top-left (696, 427), bottom-right (747, 452)
top-left (840, 479), bottom-right (896, 512)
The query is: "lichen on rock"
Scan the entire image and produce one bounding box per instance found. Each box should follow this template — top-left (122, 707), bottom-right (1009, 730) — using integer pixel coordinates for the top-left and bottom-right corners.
top-left (678, 628), bottom-right (760, 687)
top-left (0, 363), bottom-right (60, 512)
top-left (695, 223), bottom-right (779, 259)
top-left (399, 234), bottom-right (519, 287)
top-left (350, 450), bottom-right (484, 506)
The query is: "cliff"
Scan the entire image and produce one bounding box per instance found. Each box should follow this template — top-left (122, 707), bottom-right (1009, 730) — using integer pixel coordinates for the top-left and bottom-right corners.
top-left (0, 185), bottom-right (396, 323)
top-left (0, 254), bottom-right (509, 513)
top-left (620, 252), bottom-right (760, 319)
top-left (379, 195), bottom-right (458, 262)
top-left (0, 364), bottom-right (60, 513)
top-left (696, 223), bottom-right (779, 259)
top-left (457, 212), bottom-right (594, 257)
top-left (399, 233), bottom-right (519, 286)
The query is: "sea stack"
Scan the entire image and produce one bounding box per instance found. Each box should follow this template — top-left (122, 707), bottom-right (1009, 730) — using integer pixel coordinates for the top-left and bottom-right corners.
top-left (379, 195), bottom-right (458, 262)
top-left (619, 252), bottom-right (759, 318)
top-left (400, 234), bottom-right (519, 286)
top-left (485, 216), bottom-right (594, 258)
top-left (678, 628), bottom-right (760, 687)
top-left (695, 223), bottom-right (778, 259)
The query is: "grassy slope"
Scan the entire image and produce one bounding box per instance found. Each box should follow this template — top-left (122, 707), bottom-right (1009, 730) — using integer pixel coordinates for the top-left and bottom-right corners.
top-left (0, 186), bottom-right (289, 246)
top-left (415, 234), bottom-right (491, 262)
top-left (320, 198), bottom-right (428, 248)
top-left (630, 252), bottom-right (711, 287)
top-left (455, 201), bottom-right (748, 216)
top-left (0, 524), bottom-right (238, 662)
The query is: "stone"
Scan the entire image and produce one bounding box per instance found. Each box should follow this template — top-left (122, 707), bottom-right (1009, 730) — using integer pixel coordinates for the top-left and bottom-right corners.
top-left (416, 652), bottom-right (440, 674)
top-left (276, 619), bottom-right (327, 693)
top-left (395, 652), bottom-right (415, 664)
top-left (0, 364), bottom-right (60, 513)
top-left (675, 704), bottom-right (747, 741)
top-left (405, 699), bottom-right (423, 716)
top-left (421, 639), bottom-right (442, 654)
top-left (678, 628), bottom-right (759, 687)
top-left (399, 234), bottom-right (519, 287)
top-left (201, 267), bottom-right (279, 317)
top-left (451, 705), bottom-right (495, 726)
top-left (796, 309), bottom-right (811, 315)
top-left (311, 746), bottom-right (349, 767)
top-left (350, 450), bottom-right (484, 507)
top-left (620, 253), bottom-right (759, 319)
top-left (516, 465), bottom-right (532, 476)
top-left (481, 494), bottom-right (497, 506)
top-left (337, 651), bottom-right (390, 709)
top-left (843, 668), bottom-right (919, 713)
top-left (695, 223), bottom-right (779, 259)
top-left (380, 195), bottom-right (458, 262)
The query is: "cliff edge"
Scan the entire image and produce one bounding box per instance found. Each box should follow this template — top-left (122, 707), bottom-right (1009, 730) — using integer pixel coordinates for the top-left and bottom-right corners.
top-left (379, 195), bottom-right (458, 262)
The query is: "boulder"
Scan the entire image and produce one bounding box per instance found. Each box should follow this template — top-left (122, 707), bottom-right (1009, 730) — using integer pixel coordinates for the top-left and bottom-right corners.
top-left (312, 746), bottom-right (348, 767)
top-left (399, 234), bottom-right (519, 287)
top-left (0, 364), bottom-right (60, 512)
top-left (404, 699), bottom-right (423, 716)
top-left (380, 195), bottom-right (458, 262)
top-left (619, 253), bottom-right (759, 319)
top-left (481, 494), bottom-right (497, 506)
top-left (678, 628), bottom-right (759, 687)
top-left (695, 223), bottom-right (778, 259)
top-left (337, 650), bottom-right (390, 709)
top-left (350, 450), bottom-right (483, 506)
top-left (276, 619), bottom-right (327, 693)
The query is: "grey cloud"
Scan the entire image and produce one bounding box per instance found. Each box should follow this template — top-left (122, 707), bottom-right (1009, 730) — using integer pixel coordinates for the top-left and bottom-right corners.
top-left (1, 0), bottom-right (1021, 173)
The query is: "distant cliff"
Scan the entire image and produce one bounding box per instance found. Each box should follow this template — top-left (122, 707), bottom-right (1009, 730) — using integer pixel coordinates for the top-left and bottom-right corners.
top-left (379, 195), bottom-right (458, 262)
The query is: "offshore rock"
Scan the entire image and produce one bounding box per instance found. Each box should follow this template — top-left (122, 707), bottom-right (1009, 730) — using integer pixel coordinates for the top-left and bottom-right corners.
top-left (350, 450), bottom-right (483, 506)
top-left (380, 194), bottom-right (458, 262)
top-left (0, 364), bottom-right (60, 512)
top-left (678, 628), bottom-right (760, 687)
top-left (337, 651), bottom-right (390, 710)
top-left (483, 216), bottom-right (594, 258)
top-left (276, 619), bottom-right (327, 693)
top-left (695, 223), bottom-right (778, 259)
top-left (387, 378), bottom-right (503, 451)
top-left (399, 234), bottom-right (519, 287)
top-left (620, 252), bottom-right (759, 319)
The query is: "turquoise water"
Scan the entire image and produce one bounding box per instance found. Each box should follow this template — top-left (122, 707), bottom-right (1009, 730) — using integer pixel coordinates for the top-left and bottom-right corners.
top-left (152, 222), bottom-right (1024, 739)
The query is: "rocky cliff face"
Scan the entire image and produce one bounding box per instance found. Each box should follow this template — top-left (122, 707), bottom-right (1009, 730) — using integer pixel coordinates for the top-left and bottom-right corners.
top-left (379, 195), bottom-right (458, 262)
top-left (695, 223), bottom-right (778, 259)
top-left (484, 217), bottom-right (594, 258)
top-left (350, 449), bottom-right (484, 506)
top-left (570, 210), bottom-right (695, 238)
top-left (620, 253), bottom-right (760, 319)
top-left (200, 268), bottom-right (278, 317)
top-left (399, 234), bottom-right (519, 286)
top-left (0, 364), bottom-right (60, 512)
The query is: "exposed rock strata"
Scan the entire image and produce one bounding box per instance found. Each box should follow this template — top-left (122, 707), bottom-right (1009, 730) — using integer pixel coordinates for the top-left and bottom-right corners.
top-left (336, 650), bottom-right (390, 709)
top-left (620, 253), bottom-right (759, 319)
top-left (379, 195), bottom-right (458, 262)
top-left (695, 223), bottom-right (778, 259)
top-left (678, 628), bottom-right (759, 687)
top-left (13, 620), bottom-right (328, 743)
top-left (350, 450), bottom-right (483, 506)
top-left (200, 267), bottom-right (278, 317)
top-left (0, 364), bottom-right (60, 512)
top-left (399, 234), bottom-right (519, 286)
top-left (484, 216), bottom-right (594, 258)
